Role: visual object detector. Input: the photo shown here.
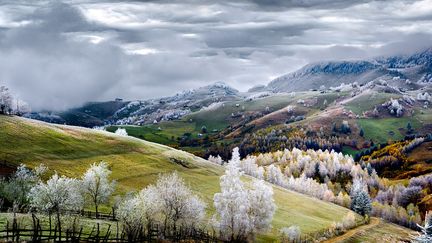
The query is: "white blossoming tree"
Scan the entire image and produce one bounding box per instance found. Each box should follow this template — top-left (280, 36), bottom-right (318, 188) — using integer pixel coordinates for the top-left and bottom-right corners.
top-left (0, 164), bottom-right (46, 211)
top-left (213, 147), bottom-right (276, 241)
top-left (117, 172), bottom-right (206, 238)
top-left (248, 179), bottom-right (276, 233)
top-left (81, 162), bottom-right (116, 218)
top-left (29, 174), bottom-right (83, 239)
top-left (117, 196), bottom-right (145, 241)
top-left (115, 128), bottom-right (128, 136)
top-left (0, 86), bottom-right (13, 114)
top-left (154, 172), bottom-right (206, 236)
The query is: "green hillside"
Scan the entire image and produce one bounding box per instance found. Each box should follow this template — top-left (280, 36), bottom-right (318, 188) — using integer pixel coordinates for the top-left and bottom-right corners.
top-left (0, 115), bottom-right (362, 240)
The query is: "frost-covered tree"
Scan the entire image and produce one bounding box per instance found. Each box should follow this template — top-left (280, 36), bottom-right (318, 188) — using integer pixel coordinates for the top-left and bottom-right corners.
top-left (29, 174), bottom-right (83, 238)
top-left (280, 225), bottom-right (301, 243)
top-left (208, 155), bottom-right (224, 165)
top-left (115, 128), bottom-right (128, 136)
top-left (213, 148), bottom-right (275, 241)
top-left (117, 196), bottom-right (143, 240)
top-left (266, 164), bottom-right (286, 186)
top-left (0, 86), bottom-right (13, 114)
top-left (386, 98), bottom-right (403, 117)
top-left (213, 150), bottom-right (251, 241)
top-left (154, 172), bottom-right (206, 235)
top-left (0, 164), bottom-right (46, 211)
top-left (414, 211), bottom-right (432, 243)
top-left (81, 162), bottom-right (116, 218)
top-left (417, 92), bottom-right (431, 102)
top-left (350, 179), bottom-right (372, 217)
top-left (240, 157), bottom-right (264, 179)
top-left (15, 99), bottom-right (31, 115)
top-left (135, 186), bottom-right (160, 231)
top-left (117, 172), bottom-right (206, 238)
top-left (248, 180), bottom-right (276, 233)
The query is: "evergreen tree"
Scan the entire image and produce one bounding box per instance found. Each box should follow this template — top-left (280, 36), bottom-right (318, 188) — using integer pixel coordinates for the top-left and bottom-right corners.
top-left (350, 179), bottom-right (372, 217)
top-left (407, 122), bottom-right (413, 134)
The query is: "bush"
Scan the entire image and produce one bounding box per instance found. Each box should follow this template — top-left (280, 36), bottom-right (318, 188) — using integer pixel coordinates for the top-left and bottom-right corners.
top-left (280, 226), bottom-right (301, 243)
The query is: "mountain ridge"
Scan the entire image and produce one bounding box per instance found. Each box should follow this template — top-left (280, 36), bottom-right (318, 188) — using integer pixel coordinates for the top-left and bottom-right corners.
top-left (264, 47), bottom-right (432, 93)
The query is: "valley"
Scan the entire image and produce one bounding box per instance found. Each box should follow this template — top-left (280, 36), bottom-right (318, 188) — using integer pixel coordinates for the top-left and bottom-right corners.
top-left (1, 47), bottom-right (431, 242)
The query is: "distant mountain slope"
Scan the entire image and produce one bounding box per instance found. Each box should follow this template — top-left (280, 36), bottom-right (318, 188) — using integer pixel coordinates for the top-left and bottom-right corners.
top-left (0, 115), bottom-right (362, 240)
top-left (25, 100), bottom-right (128, 127)
top-left (113, 81), bottom-right (241, 125)
top-left (26, 82), bottom-right (242, 127)
top-left (266, 48), bottom-right (432, 92)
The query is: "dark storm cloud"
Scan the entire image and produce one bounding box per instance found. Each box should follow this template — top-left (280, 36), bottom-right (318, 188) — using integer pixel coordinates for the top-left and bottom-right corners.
top-left (0, 0), bottom-right (432, 110)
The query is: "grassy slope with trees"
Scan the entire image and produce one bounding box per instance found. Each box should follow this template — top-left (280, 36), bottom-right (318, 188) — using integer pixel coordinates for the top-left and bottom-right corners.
top-left (107, 89), bottom-right (430, 161)
top-left (0, 115), bottom-right (373, 240)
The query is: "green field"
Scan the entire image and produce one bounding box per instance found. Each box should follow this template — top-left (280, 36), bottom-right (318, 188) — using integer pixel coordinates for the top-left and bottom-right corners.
top-left (344, 92), bottom-right (401, 115)
top-left (106, 121), bottom-right (197, 145)
top-left (357, 117), bottom-right (421, 144)
top-left (0, 115), bottom-right (363, 240)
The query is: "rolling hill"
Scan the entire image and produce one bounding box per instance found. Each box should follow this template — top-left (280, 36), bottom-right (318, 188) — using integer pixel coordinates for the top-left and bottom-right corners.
top-left (0, 115), bottom-right (372, 240)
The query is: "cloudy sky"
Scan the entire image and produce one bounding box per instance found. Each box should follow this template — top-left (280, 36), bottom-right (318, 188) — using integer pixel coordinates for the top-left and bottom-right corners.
top-left (1, 0), bottom-right (431, 111)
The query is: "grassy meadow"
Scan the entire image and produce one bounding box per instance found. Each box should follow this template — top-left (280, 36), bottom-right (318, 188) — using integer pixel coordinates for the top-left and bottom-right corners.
top-left (0, 115), bottom-right (363, 240)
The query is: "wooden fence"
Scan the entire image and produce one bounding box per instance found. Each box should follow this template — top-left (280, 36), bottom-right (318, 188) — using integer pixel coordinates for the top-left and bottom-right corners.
top-left (64, 209), bottom-right (117, 221)
top-left (0, 213), bottom-right (219, 242)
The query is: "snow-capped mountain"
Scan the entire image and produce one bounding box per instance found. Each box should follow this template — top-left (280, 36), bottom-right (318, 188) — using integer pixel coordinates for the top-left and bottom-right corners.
top-left (265, 48), bottom-right (432, 93)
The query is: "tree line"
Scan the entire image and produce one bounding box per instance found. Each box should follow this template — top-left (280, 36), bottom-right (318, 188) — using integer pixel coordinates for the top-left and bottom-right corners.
top-left (0, 158), bottom-right (276, 242)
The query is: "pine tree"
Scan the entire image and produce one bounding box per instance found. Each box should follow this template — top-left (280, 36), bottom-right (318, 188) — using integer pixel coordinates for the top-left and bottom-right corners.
top-left (350, 179), bottom-right (372, 217)
top-left (407, 122), bottom-right (413, 134)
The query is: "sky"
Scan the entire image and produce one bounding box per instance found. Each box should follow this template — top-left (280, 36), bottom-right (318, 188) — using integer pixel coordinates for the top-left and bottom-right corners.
top-left (0, 0), bottom-right (431, 111)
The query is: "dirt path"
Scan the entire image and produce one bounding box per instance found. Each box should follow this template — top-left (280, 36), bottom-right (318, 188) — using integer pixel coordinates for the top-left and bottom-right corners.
top-left (322, 217), bottom-right (380, 243)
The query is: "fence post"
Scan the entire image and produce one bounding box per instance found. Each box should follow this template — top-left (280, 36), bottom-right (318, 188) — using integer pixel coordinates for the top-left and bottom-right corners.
top-left (78, 227), bottom-right (83, 242)
top-left (96, 223), bottom-right (100, 243)
top-left (116, 221), bottom-right (119, 241)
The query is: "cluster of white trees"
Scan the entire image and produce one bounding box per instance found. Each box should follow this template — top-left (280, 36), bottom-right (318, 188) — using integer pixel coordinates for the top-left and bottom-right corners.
top-left (384, 98), bottom-right (404, 117)
top-left (237, 127), bottom-right (359, 165)
top-left (208, 154), bottom-right (224, 165)
top-left (117, 172), bottom-right (206, 240)
top-left (0, 86), bottom-right (13, 114)
top-left (115, 128), bottom-right (128, 136)
top-left (417, 92), bottom-right (431, 102)
top-left (208, 146), bottom-right (431, 230)
top-left (1, 153), bottom-right (277, 241)
top-left (29, 162), bottom-right (115, 215)
top-left (402, 137), bottom-right (425, 153)
top-left (232, 148), bottom-right (375, 207)
top-left (0, 164), bottom-right (46, 210)
top-left (0, 162), bottom-right (116, 238)
top-left (0, 85), bottom-right (30, 115)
